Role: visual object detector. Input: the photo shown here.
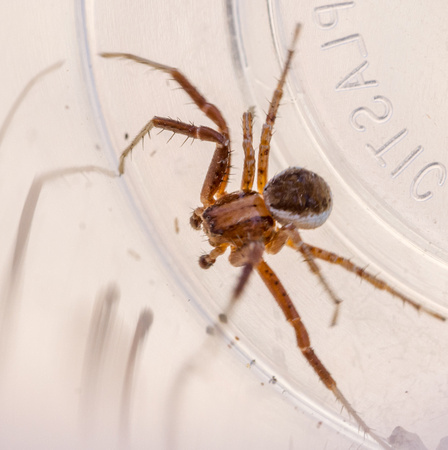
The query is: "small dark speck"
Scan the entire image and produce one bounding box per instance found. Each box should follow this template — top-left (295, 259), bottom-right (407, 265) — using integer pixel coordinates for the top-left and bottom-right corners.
top-left (206, 325), bottom-right (215, 335)
top-left (124, 133), bottom-right (129, 140)
top-left (65, 105), bottom-right (69, 110)
top-left (269, 376), bottom-right (277, 384)
top-left (317, 421), bottom-right (322, 429)
top-left (219, 313), bottom-right (227, 323)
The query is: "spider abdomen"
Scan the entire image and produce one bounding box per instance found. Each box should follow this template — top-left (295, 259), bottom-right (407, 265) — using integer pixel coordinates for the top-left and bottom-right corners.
top-left (202, 191), bottom-right (274, 246)
top-left (263, 167), bottom-right (332, 229)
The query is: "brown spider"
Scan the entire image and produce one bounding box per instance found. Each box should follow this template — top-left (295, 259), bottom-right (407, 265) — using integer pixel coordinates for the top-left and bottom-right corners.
top-left (101, 24), bottom-right (444, 449)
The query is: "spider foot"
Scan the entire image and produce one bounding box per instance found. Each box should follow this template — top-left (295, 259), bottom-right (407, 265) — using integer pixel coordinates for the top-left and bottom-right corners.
top-left (118, 152), bottom-right (130, 176)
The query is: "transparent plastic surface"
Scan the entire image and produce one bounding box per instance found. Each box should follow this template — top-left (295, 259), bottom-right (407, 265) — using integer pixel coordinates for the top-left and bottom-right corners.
top-left (1, 1), bottom-right (448, 449)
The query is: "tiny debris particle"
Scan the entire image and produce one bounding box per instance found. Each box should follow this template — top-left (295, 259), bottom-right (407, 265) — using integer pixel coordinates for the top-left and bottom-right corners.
top-left (219, 313), bottom-right (227, 323)
top-left (127, 248), bottom-right (141, 260)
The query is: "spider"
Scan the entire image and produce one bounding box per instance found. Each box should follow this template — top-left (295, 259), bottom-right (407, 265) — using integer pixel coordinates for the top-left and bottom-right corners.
top-left (101, 24), bottom-right (444, 449)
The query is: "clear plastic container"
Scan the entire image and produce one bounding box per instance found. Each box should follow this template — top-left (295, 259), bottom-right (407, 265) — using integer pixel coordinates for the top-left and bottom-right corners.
top-left (1, 1), bottom-right (448, 449)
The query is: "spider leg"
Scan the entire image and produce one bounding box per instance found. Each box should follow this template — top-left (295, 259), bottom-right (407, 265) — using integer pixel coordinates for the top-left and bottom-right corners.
top-left (228, 242), bottom-right (265, 300)
top-left (255, 258), bottom-right (390, 449)
top-left (257, 24), bottom-right (301, 193)
top-left (241, 108), bottom-right (256, 191)
top-left (117, 117), bottom-right (227, 175)
top-left (201, 141), bottom-right (231, 205)
top-left (266, 226), bottom-right (342, 326)
top-left (290, 240), bottom-right (446, 322)
top-left (101, 52), bottom-right (232, 202)
top-left (217, 242), bottom-right (265, 321)
top-left (101, 53), bottom-right (229, 132)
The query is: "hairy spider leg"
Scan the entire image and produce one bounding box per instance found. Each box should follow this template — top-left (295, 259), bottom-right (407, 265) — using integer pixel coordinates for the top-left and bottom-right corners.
top-left (295, 242), bottom-right (343, 326)
top-left (266, 226), bottom-right (445, 324)
top-left (256, 259), bottom-right (390, 449)
top-left (241, 108), bottom-right (256, 191)
top-left (116, 117), bottom-right (227, 176)
top-left (266, 226), bottom-right (343, 326)
top-left (257, 24), bottom-right (301, 193)
top-left (101, 52), bottom-right (231, 205)
top-left (290, 240), bottom-right (446, 322)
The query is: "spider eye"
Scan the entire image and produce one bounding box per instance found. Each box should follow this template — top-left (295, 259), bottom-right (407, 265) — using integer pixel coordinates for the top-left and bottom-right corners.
top-left (263, 167), bottom-right (332, 229)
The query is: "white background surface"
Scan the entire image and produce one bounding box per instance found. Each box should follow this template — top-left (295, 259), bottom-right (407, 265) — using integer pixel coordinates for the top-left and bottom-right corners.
top-left (1, 2), bottom-right (448, 449)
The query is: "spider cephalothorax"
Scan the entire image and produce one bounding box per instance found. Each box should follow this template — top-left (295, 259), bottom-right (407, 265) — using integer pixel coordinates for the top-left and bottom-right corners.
top-left (102, 23), bottom-right (444, 450)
